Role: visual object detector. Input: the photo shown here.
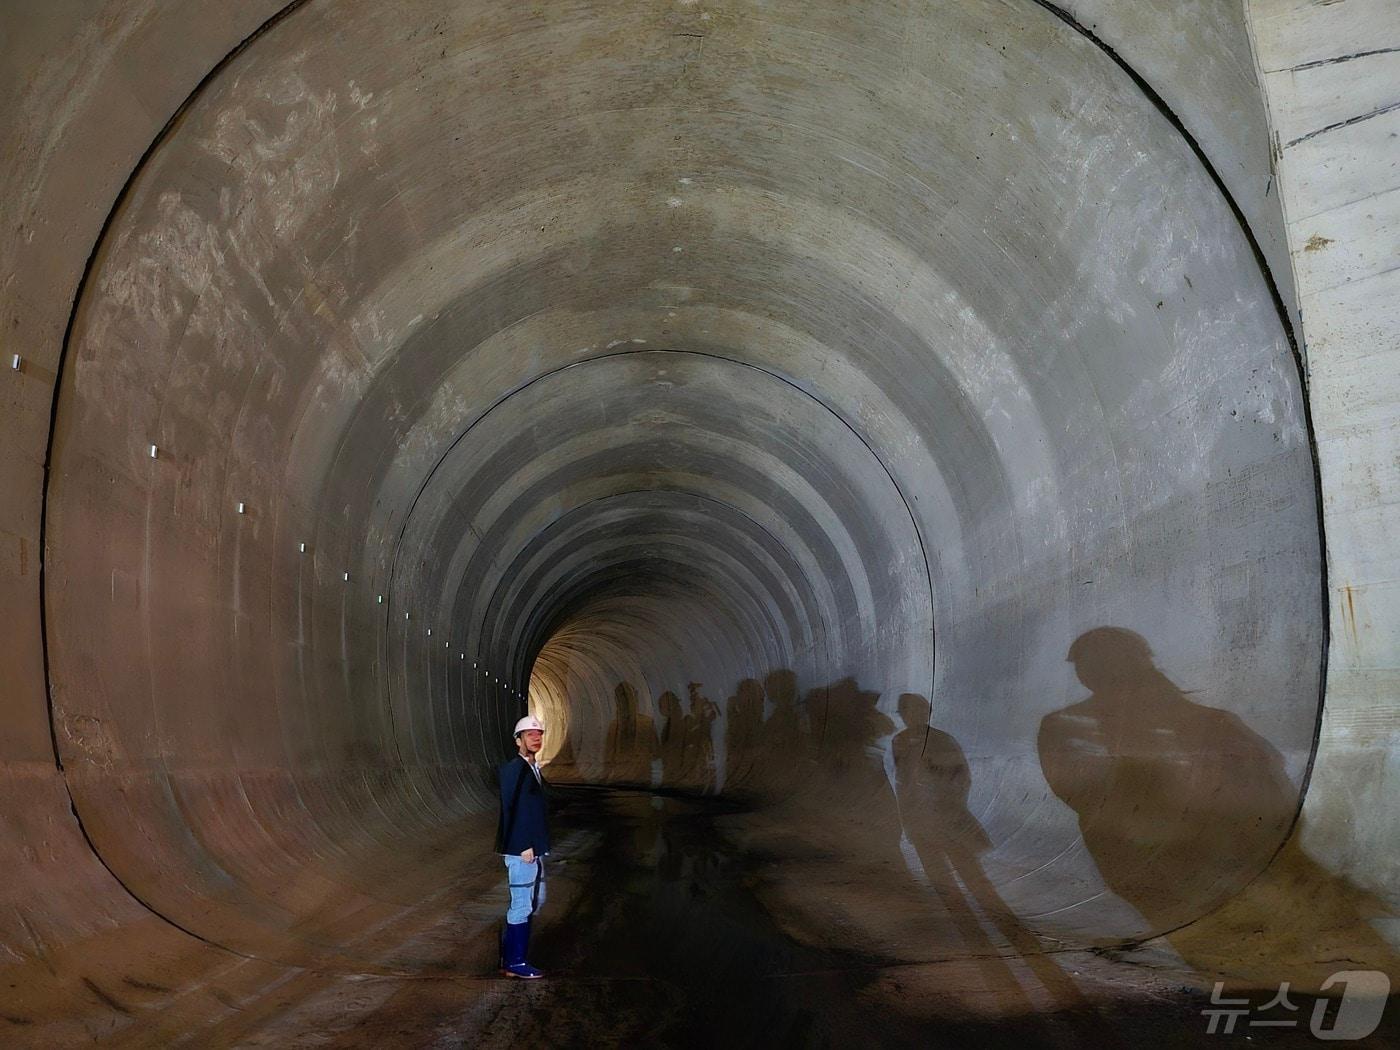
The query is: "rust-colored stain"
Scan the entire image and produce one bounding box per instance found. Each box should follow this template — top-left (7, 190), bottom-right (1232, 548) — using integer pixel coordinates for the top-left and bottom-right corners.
top-left (1342, 584), bottom-right (1358, 641)
top-left (1304, 234), bottom-right (1335, 252)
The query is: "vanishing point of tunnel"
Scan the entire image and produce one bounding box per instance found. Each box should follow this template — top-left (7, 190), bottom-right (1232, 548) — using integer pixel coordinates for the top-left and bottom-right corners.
top-left (3, 1), bottom-right (1399, 1046)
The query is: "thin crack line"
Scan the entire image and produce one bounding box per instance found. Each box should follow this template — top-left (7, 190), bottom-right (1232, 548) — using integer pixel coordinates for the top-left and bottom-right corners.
top-left (1289, 46), bottom-right (1400, 72)
top-left (1286, 98), bottom-right (1400, 148)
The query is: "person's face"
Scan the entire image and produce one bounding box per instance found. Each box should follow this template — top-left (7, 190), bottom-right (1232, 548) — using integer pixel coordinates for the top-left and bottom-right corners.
top-left (518, 729), bottom-right (544, 754)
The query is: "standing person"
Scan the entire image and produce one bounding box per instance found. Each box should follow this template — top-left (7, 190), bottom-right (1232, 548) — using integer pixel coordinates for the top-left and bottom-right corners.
top-left (497, 715), bottom-right (550, 979)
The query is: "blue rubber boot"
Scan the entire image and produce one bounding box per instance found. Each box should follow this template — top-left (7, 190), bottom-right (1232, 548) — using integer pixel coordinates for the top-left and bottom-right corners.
top-left (502, 921), bottom-right (543, 979)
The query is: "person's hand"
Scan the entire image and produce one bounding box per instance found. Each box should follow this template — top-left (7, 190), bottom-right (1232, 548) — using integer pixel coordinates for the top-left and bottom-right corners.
top-left (521, 848), bottom-right (535, 863)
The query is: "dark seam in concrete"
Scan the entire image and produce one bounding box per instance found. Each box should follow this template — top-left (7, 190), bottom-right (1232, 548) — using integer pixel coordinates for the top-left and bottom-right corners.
top-left (1290, 46), bottom-right (1400, 71)
top-left (1286, 98), bottom-right (1400, 147)
top-left (81, 976), bottom-right (132, 1015)
top-left (1023, 0), bottom-right (1333, 947)
top-left (37, 0), bottom-right (315, 964)
top-left (1021, 1), bottom-right (1300, 356)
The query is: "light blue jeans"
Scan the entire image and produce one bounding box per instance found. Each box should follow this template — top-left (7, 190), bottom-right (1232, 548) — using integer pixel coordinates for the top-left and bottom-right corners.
top-left (504, 854), bottom-right (546, 924)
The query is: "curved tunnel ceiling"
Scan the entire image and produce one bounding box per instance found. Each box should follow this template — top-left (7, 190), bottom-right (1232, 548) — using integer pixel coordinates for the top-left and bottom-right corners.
top-left (41, 0), bottom-right (1321, 968)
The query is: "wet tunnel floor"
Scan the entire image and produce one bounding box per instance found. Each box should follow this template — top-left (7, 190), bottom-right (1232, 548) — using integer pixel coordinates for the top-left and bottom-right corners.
top-left (168, 784), bottom-right (1392, 1050)
top-left (23, 784), bottom-right (1394, 1048)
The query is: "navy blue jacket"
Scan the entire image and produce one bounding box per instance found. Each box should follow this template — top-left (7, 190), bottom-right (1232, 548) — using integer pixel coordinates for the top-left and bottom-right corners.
top-left (496, 755), bottom-right (550, 856)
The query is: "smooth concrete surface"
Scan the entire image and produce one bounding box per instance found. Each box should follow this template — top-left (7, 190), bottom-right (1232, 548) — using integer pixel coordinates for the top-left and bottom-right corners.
top-left (1247, 0), bottom-right (1400, 917)
top-left (0, 0), bottom-right (1395, 1045)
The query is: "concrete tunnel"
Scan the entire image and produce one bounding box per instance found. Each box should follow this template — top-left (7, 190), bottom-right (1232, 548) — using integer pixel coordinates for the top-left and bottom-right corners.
top-left (3, 0), bottom-right (1399, 1044)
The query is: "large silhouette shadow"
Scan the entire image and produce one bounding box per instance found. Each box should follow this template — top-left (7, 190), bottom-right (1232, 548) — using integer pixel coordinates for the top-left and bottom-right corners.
top-left (790, 677), bottom-right (906, 866)
top-left (1038, 626), bottom-right (1296, 932)
top-left (759, 669), bottom-right (807, 797)
top-left (723, 678), bottom-right (764, 791)
top-left (604, 681), bottom-right (658, 786)
top-left (657, 689), bottom-right (686, 787)
top-left (684, 682), bottom-right (719, 792)
top-left (895, 693), bottom-right (1093, 1015)
top-left (1039, 626), bottom-right (1399, 985)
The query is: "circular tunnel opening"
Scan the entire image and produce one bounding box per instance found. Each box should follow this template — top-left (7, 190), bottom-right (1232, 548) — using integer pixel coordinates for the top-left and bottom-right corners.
top-left (434, 349), bottom-right (933, 799)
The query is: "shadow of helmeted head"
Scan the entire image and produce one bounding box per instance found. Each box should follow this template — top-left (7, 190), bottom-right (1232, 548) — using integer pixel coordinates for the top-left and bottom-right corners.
top-left (735, 678), bottom-right (763, 708)
top-left (763, 669), bottom-right (797, 708)
top-left (893, 693), bottom-right (980, 830)
top-left (1041, 626), bottom-right (1301, 934)
top-left (821, 677), bottom-right (894, 758)
top-left (1066, 626), bottom-right (1156, 693)
top-left (614, 681), bottom-right (638, 716)
top-left (897, 692), bottom-right (931, 731)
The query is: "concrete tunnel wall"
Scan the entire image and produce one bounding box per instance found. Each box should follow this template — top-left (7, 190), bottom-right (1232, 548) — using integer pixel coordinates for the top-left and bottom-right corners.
top-left (3, 0), bottom-right (1394, 1005)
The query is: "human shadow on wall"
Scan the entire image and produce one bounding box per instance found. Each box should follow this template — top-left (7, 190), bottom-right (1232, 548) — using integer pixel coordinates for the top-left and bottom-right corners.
top-left (801, 677), bottom-right (902, 856)
top-left (1038, 626), bottom-right (1296, 933)
top-left (658, 689), bottom-right (687, 788)
top-left (894, 694), bottom-right (1092, 1015)
top-left (745, 677), bottom-right (1100, 1017)
top-left (724, 678), bottom-right (764, 791)
top-left (655, 686), bottom-right (719, 794)
top-left (1038, 626), bottom-right (1399, 982)
top-left (758, 669), bottom-right (808, 798)
top-left (684, 682), bottom-right (719, 792)
top-left (603, 681), bottom-right (658, 787)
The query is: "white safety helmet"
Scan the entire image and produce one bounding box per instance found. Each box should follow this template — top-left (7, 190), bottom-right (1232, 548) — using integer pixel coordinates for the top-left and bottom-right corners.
top-left (513, 715), bottom-right (545, 737)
